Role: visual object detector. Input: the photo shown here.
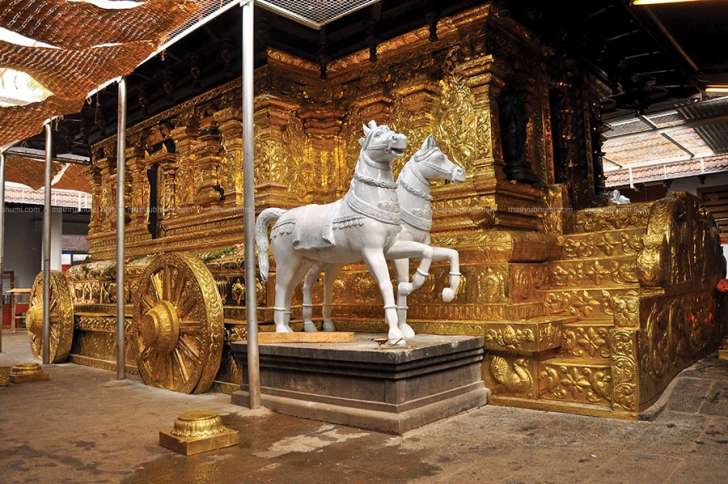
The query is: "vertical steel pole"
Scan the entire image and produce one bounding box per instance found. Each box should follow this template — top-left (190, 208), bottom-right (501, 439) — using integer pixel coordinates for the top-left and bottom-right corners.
top-left (42, 122), bottom-right (52, 365)
top-left (242, 0), bottom-right (261, 409)
top-left (116, 78), bottom-right (127, 380)
top-left (0, 151), bottom-right (5, 353)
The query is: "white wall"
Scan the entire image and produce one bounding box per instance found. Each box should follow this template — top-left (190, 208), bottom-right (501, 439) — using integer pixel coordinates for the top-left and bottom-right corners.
top-left (5, 209), bottom-right (42, 289)
top-left (668, 172), bottom-right (728, 196)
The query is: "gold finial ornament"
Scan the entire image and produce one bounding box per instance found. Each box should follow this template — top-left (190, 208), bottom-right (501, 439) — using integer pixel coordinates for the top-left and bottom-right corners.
top-left (10, 362), bottom-right (49, 383)
top-left (159, 410), bottom-right (239, 455)
top-left (26, 271), bottom-right (74, 363)
top-left (0, 367), bottom-right (10, 386)
top-left (133, 253), bottom-right (224, 394)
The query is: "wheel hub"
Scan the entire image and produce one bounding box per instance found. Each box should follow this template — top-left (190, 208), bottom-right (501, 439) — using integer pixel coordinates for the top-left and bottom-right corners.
top-left (140, 300), bottom-right (180, 353)
top-left (26, 305), bottom-right (43, 340)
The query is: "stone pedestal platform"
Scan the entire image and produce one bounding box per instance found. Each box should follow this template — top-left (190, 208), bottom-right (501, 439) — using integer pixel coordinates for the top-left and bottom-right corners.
top-left (230, 334), bottom-right (489, 434)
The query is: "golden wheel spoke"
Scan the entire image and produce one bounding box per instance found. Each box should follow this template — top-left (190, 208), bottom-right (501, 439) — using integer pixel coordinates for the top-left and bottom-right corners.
top-left (173, 275), bottom-right (187, 306)
top-left (151, 272), bottom-right (164, 301)
top-left (179, 320), bottom-right (200, 334)
top-left (174, 349), bottom-right (190, 383)
top-left (163, 265), bottom-right (173, 300)
top-left (177, 297), bottom-right (197, 320)
top-left (179, 335), bottom-right (201, 360)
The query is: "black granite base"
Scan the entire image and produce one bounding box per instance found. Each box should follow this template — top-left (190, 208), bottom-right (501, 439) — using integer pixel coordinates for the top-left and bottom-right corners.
top-left (230, 334), bottom-right (490, 434)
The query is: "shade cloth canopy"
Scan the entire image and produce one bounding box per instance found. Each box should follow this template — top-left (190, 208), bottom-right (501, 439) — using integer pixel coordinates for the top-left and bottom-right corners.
top-left (0, 0), bottom-right (200, 148)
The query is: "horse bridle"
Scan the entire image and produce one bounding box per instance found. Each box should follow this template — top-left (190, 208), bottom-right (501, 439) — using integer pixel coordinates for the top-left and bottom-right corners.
top-left (413, 147), bottom-right (459, 179)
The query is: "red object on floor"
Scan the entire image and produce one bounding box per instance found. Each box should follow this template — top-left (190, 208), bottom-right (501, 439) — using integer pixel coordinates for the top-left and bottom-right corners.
top-left (716, 279), bottom-right (728, 293)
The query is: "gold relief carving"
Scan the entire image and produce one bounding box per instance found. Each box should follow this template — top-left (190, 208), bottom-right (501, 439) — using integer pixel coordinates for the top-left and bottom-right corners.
top-left (639, 291), bottom-right (720, 401)
top-left (510, 263), bottom-right (549, 302)
top-left (573, 203), bottom-right (651, 233)
top-left (432, 69), bottom-right (489, 176)
top-left (544, 288), bottom-right (639, 324)
top-left (638, 194), bottom-right (725, 289)
top-left (487, 355), bottom-right (534, 397)
top-left (560, 229), bottom-right (644, 259)
top-left (76, 316), bottom-right (133, 334)
top-left (539, 362), bottom-right (612, 405)
top-left (611, 291), bottom-right (640, 328)
top-left (550, 257), bottom-right (639, 288)
top-left (562, 325), bottom-right (610, 358)
top-left (610, 329), bottom-right (638, 412)
top-left (477, 266), bottom-right (507, 303)
top-left (482, 320), bottom-right (562, 353)
top-left (484, 325), bottom-right (535, 352)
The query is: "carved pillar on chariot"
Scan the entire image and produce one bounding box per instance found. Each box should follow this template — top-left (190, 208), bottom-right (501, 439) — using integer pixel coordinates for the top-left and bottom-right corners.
top-left (170, 126), bottom-right (198, 215)
top-left (453, 54), bottom-right (544, 232)
top-left (194, 129), bottom-right (225, 208)
top-left (87, 164), bottom-right (103, 236)
top-left (97, 157), bottom-right (114, 233)
top-left (126, 146), bottom-right (148, 234)
top-left (159, 158), bottom-right (178, 220)
top-left (299, 106), bottom-right (344, 200)
top-left (253, 94), bottom-right (301, 209)
top-left (213, 108), bottom-right (244, 207)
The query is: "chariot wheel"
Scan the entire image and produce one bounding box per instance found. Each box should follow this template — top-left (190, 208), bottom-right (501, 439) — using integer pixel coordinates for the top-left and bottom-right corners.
top-left (26, 271), bottom-right (75, 363)
top-left (133, 253), bottom-right (224, 394)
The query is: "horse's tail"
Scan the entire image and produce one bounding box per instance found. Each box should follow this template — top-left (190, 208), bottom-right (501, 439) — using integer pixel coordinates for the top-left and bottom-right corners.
top-left (255, 207), bottom-right (286, 282)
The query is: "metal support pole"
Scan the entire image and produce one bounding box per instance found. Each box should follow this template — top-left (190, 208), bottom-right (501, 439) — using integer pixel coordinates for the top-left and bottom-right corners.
top-left (0, 151), bottom-right (5, 353)
top-left (116, 78), bottom-right (127, 380)
top-left (242, 0), bottom-right (261, 409)
top-left (42, 122), bottom-right (52, 365)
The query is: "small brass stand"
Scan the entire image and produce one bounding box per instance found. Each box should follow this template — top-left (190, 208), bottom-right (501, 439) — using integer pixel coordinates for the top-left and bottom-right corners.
top-left (159, 411), bottom-right (239, 456)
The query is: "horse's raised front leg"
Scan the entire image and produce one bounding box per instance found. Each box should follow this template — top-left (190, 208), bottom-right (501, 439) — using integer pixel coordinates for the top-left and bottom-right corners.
top-left (362, 248), bottom-right (404, 346)
top-left (393, 258), bottom-right (415, 339)
top-left (385, 240), bottom-right (433, 297)
top-left (430, 246), bottom-right (461, 302)
top-left (302, 263), bottom-right (321, 332)
top-left (322, 264), bottom-right (341, 332)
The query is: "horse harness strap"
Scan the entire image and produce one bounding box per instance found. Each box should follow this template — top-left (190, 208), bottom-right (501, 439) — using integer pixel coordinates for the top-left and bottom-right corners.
top-left (345, 190), bottom-right (400, 226)
top-left (400, 206), bottom-right (433, 231)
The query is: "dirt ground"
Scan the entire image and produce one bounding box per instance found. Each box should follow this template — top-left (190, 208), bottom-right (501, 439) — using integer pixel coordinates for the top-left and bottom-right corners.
top-left (1, 331), bottom-right (727, 483)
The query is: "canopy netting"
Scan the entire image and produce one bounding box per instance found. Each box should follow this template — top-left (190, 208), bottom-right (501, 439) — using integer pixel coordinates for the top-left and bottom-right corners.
top-left (0, 0), bottom-right (201, 147)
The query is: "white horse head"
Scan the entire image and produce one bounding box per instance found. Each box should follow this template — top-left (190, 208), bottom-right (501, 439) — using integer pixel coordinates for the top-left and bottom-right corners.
top-left (359, 120), bottom-right (408, 164)
top-left (412, 135), bottom-right (466, 182)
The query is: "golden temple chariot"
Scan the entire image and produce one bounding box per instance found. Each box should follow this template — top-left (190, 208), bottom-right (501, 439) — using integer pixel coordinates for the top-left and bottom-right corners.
top-left (26, 3), bottom-right (726, 419)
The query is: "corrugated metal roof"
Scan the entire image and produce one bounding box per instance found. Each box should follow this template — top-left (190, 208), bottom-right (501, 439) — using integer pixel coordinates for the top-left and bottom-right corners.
top-left (679, 96), bottom-right (728, 154)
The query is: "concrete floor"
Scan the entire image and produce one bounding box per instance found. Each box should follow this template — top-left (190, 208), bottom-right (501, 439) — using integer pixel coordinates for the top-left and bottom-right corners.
top-left (1, 331), bottom-right (727, 484)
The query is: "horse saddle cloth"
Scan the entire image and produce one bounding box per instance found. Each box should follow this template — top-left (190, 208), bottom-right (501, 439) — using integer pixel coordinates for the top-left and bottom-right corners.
top-left (292, 203), bottom-right (336, 250)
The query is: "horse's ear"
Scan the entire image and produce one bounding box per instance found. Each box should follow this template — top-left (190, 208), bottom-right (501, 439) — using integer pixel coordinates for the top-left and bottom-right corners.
top-left (362, 123), bottom-right (371, 136)
top-left (420, 134), bottom-right (434, 151)
top-left (359, 136), bottom-right (366, 146)
top-left (368, 120), bottom-right (378, 130)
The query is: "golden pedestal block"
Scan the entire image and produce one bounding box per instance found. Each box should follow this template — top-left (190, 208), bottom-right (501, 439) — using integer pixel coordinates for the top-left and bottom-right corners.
top-left (0, 367), bottom-right (10, 386)
top-left (159, 411), bottom-right (239, 456)
top-left (10, 363), bottom-right (49, 383)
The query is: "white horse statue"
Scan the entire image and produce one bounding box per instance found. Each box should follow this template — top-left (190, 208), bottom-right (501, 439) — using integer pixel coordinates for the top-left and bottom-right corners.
top-left (301, 134), bottom-right (466, 337)
top-left (256, 121), bottom-right (459, 345)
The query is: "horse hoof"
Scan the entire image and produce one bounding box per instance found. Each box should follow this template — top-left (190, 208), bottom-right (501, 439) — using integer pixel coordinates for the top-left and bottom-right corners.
top-left (303, 322), bottom-right (318, 333)
top-left (275, 325), bottom-right (291, 333)
top-left (442, 287), bottom-right (455, 303)
top-left (399, 323), bottom-right (416, 339)
top-left (388, 337), bottom-right (406, 347)
top-left (323, 321), bottom-right (337, 332)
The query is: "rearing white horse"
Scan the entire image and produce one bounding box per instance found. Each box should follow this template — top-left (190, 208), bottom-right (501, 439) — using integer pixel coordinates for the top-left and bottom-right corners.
top-left (301, 135), bottom-right (465, 338)
top-left (257, 121), bottom-right (447, 345)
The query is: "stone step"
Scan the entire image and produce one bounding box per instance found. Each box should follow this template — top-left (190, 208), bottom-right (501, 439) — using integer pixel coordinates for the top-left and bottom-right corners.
top-left (557, 227), bottom-right (645, 260)
top-left (559, 320), bottom-right (614, 359)
top-left (549, 255), bottom-right (639, 289)
top-left (571, 203), bottom-right (652, 234)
